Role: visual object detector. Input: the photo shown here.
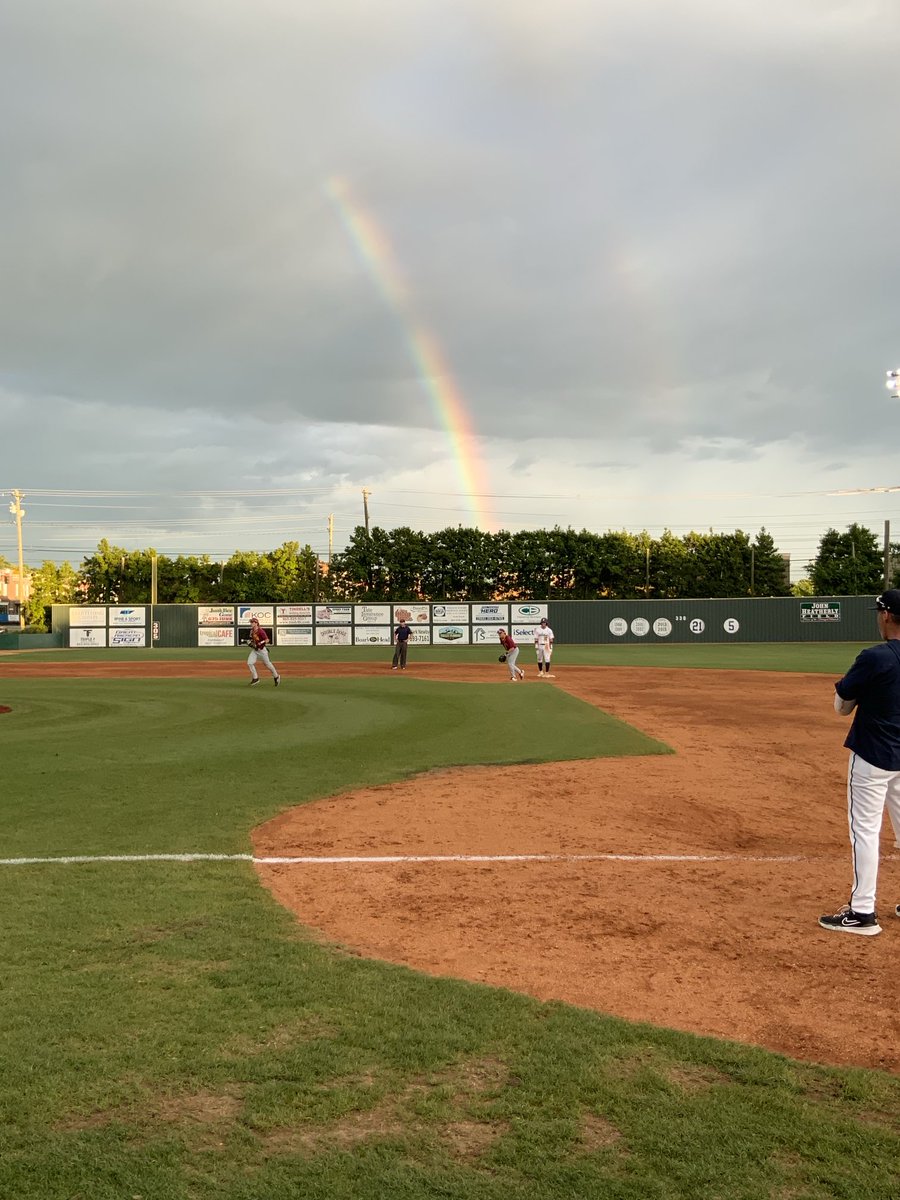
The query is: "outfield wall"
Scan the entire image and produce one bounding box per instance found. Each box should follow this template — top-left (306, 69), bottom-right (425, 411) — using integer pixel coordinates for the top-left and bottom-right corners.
top-left (49, 596), bottom-right (879, 648)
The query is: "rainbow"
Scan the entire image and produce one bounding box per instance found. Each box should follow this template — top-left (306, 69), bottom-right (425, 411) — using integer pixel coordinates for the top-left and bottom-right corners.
top-left (325, 176), bottom-right (494, 529)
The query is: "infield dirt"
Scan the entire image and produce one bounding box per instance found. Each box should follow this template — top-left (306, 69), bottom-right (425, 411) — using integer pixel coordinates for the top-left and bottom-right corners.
top-left (6, 658), bottom-right (900, 1072)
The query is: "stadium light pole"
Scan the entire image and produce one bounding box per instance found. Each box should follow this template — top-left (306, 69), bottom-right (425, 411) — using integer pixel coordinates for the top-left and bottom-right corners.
top-left (9, 490), bottom-right (26, 616)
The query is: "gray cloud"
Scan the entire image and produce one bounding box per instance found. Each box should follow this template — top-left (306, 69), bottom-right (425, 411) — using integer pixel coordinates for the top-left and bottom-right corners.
top-left (2, 0), bottom-right (900, 569)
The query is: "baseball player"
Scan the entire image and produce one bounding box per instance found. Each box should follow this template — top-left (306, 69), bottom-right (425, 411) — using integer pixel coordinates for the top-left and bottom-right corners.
top-left (246, 618), bottom-right (280, 687)
top-left (819, 589), bottom-right (900, 935)
top-left (534, 616), bottom-right (555, 677)
top-left (497, 628), bottom-right (525, 682)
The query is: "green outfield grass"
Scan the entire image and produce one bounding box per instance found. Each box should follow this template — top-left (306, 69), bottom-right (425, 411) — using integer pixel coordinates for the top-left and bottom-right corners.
top-left (1, 673), bottom-right (898, 1197)
top-left (1, 640), bottom-right (872, 671)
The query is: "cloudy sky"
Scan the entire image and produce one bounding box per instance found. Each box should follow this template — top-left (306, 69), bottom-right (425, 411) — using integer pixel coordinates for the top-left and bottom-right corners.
top-left (2, 0), bottom-right (899, 580)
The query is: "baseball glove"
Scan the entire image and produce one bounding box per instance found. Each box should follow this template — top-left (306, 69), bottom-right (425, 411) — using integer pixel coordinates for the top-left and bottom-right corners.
top-left (498, 653), bottom-right (507, 662)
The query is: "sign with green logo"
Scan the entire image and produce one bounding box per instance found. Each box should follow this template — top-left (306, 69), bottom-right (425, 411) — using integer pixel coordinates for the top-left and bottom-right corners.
top-left (800, 601), bottom-right (841, 623)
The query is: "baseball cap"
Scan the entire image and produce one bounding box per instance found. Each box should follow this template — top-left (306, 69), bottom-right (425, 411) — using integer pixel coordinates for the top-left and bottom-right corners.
top-left (873, 589), bottom-right (900, 615)
top-left (540, 616), bottom-right (548, 623)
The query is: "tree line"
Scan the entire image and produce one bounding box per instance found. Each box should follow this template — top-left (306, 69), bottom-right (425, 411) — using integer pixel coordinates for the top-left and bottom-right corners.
top-left (10, 521), bottom-right (895, 628)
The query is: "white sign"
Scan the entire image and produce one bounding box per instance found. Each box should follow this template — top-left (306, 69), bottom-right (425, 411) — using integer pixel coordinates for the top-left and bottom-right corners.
top-left (70, 606), bottom-right (107, 627)
top-left (470, 625), bottom-right (497, 644)
top-left (631, 617), bottom-right (650, 637)
top-left (198, 606), bottom-right (234, 626)
top-left (110, 628), bottom-right (146, 646)
top-left (109, 607), bottom-right (146, 627)
top-left (435, 625), bottom-right (468, 644)
top-left (198, 627), bottom-right (235, 646)
top-left (237, 605), bottom-right (274, 625)
top-left (431, 603), bottom-right (469, 623)
top-left (511, 603), bottom-right (547, 622)
top-left (275, 626), bottom-right (313, 646)
top-left (276, 604), bottom-right (312, 624)
top-left (393, 604), bottom-right (430, 625)
top-left (724, 617), bottom-right (740, 635)
top-left (653, 618), bottom-right (672, 637)
top-left (356, 604), bottom-right (391, 625)
top-left (315, 626), bottom-right (352, 645)
top-left (70, 627), bottom-right (107, 647)
top-left (354, 626), bottom-right (393, 646)
top-left (511, 624), bottom-right (539, 642)
top-left (689, 618), bottom-right (706, 635)
top-left (409, 626), bottom-right (432, 644)
top-left (314, 605), bottom-right (352, 625)
top-left (609, 618), bottom-right (628, 637)
top-left (472, 603), bottom-right (509, 624)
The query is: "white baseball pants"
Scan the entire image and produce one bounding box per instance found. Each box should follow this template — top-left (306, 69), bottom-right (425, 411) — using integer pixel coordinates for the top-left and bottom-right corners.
top-left (846, 752), bottom-right (900, 914)
top-left (247, 647), bottom-right (278, 680)
top-left (506, 646), bottom-right (521, 679)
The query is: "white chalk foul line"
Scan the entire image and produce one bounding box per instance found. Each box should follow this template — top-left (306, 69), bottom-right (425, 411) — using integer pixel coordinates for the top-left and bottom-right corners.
top-left (0, 851), bottom-right (813, 867)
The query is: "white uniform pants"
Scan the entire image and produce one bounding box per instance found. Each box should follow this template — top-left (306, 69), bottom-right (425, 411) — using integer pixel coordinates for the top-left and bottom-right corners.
top-left (535, 643), bottom-right (552, 665)
top-left (506, 646), bottom-right (521, 679)
top-left (247, 647), bottom-right (278, 680)
top-left (846, 752), bottom-right (900, 914)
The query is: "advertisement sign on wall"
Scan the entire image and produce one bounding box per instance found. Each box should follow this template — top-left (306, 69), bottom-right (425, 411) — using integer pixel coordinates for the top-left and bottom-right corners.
top-left (276, 604), bottom-right (313, 624)
top-left (110, 628), bottom-right (147, 646)
top-left (237, 605), bottom-right (274, 626)
top-left (472, 603), bottom-right (509, 623)
top-left (355, 604), bottom-right (392, 625)
top-left (275, 626), bottom-right (313, 646)
top-left (511, 602), bottom-right (547, 622)
top-left (69, 606), bottom-right (107, 627)
top-left (198, 606), bottom-right (234, 626)
top-left (393, 604), bottom-right (430, 625)
top-left (431, 603), bottom-right (469, 623)
top-left (70, 627), bottom-right (108, 647)
top-left (408, 626), bottom-right (431, 644)
top-left (434, 625), bottom-right (468, 644)
top-left (315, 626), bottom-right (352, 645)
top-left (314, 605), bottom-right (352, 625)
top-left (109, 607), bottom-right (146, 626)
top-left (353, 626), bottom-right (393, 646)
top-left (511, 624), bottom-right (539, 642)
top-left (198, 627), bottom-right (235, 647)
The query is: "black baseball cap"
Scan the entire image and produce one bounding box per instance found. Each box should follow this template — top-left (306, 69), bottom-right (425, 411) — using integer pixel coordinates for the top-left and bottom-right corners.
top-left (873, 589), bottom-right (900, 615)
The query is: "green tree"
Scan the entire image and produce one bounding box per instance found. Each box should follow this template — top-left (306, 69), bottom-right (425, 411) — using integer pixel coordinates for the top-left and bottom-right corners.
top-left (24, 560), bottom-right (79, 628)
top-left (808, 524), bottom-right (883, 595)
top-left (751, 528), bottom-right (790, 597)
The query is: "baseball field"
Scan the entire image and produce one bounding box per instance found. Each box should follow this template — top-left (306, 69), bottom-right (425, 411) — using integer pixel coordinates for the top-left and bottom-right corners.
top-left (2, 643), bottom-right (900, 1198)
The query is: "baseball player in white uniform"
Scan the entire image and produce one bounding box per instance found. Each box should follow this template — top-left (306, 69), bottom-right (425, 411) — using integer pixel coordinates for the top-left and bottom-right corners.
top-left (534, 617), bottom-right (555, 677)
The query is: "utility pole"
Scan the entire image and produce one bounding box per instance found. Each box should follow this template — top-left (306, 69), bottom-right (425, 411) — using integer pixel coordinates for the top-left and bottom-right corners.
top-left (884, 519), bottom-right (891, 589)
top-left (328, 513), bottom-right (334, 564)
top-left (9, 490), bottom-right (26, 611)
top-left (362, 487), bottom-right (371, 536)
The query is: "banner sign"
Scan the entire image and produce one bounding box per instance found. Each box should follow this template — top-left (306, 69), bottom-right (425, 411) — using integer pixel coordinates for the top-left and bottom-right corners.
top-left (511, 624), bottom-right (539, 642)
top-left (801, 601), bottom-right (841, 623)
top-left (434, 624), bottom-right (468, 644)
top-left (393, 604), bottom-right (430, 625)
top-left (314, 605), bottom-right (352, 625)
top-left (275, 626), bottom-right (313, 646)
top-left (471, 625), bottom-right (500, 644)
top-left (109, 606), bottom-right (146, 626)
top-left (276, 604), bottom-right (313, 624)
top-left (315, 626), bottom-right (352, 645)
top-left (511, 602), bottom-right (547, 622)
top-left (472, 603), bottom-right (508, 623)
top-left (355, 604), bottom-right (391, 625)
top-left (408, 626), bottom-right (432, 644)
top-left (110, 628), bottom-right (146, 646)
top-left (70, 627), bottom-right (107, 647)
top-left (198, 606), bottom-right (234, 626)
top-left (198, 627), bottom-right (235, 647)
top-left (431, 603), bottom-right (469, 623)
top-left (238, 625), bottom-right (274, 647)
top-left (237, 605), bottom-right (273, 625)
top-left (69, 606), bottom-right (107, 627)
top-left (353, 626), bottom-right (393, 646)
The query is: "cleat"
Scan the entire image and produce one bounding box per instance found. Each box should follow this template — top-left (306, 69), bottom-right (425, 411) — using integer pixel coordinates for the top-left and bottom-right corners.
top-left (274, 676), bottom-right (280, 687)
top-left (818, 904), bottom-right (881, 935)
top-left (249, 678), bottom-right (260, 687)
